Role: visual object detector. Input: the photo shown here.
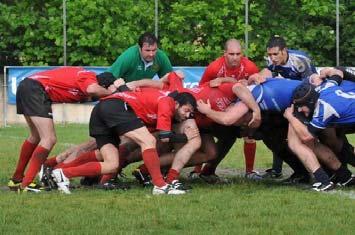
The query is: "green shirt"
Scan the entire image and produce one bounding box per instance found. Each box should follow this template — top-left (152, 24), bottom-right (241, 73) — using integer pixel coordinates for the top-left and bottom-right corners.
top-left (107, 45), bottom-right (173, 82)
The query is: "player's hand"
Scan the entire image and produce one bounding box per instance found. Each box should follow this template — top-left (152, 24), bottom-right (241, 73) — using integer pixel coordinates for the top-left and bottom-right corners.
top-left (114, 78), bottom-right (125, 88)
top-left (184, 126), bottom-right (200, 140)
top-left (248, 110), bottom-right (261, 128)
top-left (238, 79), bottom-right (248, 86)
top-left (108, 84), bottom-right (117, 93)
top-left (283, 105), bottom-right (294, 119)
top-left (125, 81), bottom-right (137, 91)
top-left (248, 73), bottom-right (266, 85)
top-left (209, 78), bottom-right (222, 87)
top-left (197, 99), bottom-right (211, 114)
top-left (319, 67), bottom-right (343, 79)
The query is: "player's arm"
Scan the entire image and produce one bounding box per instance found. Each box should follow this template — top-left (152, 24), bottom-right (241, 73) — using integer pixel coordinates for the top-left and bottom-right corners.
top-left (197, 100), bottom-right (250, 126)
top-left (209, 77), bottom-right (237, 87)
top-left (283, 104), bottom-right (315, 143)
top-left (232, 83), bottom-right (261, 128)
top-left (126, 79), bottom-right (164, 91)
top-left (336, 67), bottom-right (355, 82)
top-left (86, 83), bottom-right (117, 97)
top-left (247, 68), bottom-right (272, 85)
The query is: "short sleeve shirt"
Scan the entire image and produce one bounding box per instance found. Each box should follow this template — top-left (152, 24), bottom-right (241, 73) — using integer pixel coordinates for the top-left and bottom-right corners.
top-left (107, 45), bottom-right (173, 82)
top-left (28, 66), bottom-right (97, 103)
top-left (199, 56), bottom-right (259, 85)
top-left (102, 88), bottom-right (175, 131)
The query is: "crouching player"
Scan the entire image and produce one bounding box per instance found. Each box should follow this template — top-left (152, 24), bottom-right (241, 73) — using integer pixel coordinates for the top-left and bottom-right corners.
top-left (284, 78), bottom-right (355, 191)
top-left (50, 86), bottom-right (200, 195)
top-left (8, 67), bottom-right (119, 192)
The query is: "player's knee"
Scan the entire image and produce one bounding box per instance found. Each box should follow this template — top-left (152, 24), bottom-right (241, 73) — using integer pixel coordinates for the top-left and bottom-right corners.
top-left (27, 136), bottom-right (40, 145)
top-left (140, 134), bottom-right (157, 149)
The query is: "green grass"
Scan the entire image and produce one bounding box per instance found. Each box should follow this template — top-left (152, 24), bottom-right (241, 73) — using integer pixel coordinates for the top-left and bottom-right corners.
top-left (0, 124), bottom-right (354, 235)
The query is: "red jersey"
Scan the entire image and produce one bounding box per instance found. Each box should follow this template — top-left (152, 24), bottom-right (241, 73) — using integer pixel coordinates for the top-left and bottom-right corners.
top-left (102, 88), bottom-right (175, 131)
top-left (199, 56), bottom-right (259, 85)
top-left (28, 66), bottom-right (97, 103)
top-left (163, 72), bottom-right (237, 127)
top-left (182, 83), bottom-right (236, 127)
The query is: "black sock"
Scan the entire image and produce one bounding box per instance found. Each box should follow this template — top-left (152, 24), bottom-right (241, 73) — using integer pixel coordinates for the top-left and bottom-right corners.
top-left (313, 168), bottom-right (330, 185)
top-left (334, 165), bottom-right (351, 183)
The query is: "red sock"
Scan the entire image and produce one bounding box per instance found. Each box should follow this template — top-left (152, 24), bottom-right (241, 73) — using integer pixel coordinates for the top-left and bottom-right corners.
top-left (142, 148), bottom-right (166, 187)
top-left (63, 162), bottom-right (101, 178)
top-left (166, 168), bottom-right (179, 184)
top-left (12, 140), bottom-right (37, 181)
top-left (117, 145), bottom-right (128, 172)
top-left (201, 164), bottom-right (216, 175)
top-left (55, 151), bottom-right (97, 169)
top-left (138, 164), bottom-right (149, 174)
top-left (44, 156), bottom-right (58, 167)
top-left (21, 146), bottom-right (49, 188)
top-left (193, 164), bottom-right (203, 173)
top-left (244, 142), bottom-right (256, 173)
top-left (100, 173), bottom-right (116, 184)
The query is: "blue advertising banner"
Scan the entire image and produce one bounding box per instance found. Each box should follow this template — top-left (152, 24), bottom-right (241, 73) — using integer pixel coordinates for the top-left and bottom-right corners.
top-left (5, 66), bottom-right (205, 104)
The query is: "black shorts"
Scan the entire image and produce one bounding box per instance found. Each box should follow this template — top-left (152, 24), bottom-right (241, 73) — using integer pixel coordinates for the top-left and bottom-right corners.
top-left (89, 99), bottom-right (144, 149)
top-left (16, 79), bottom-right (53, 118)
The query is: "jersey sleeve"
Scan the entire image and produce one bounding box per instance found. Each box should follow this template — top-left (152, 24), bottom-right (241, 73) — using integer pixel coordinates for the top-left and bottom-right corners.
top-left (107, 49), bottom-right (133, 78)
top-left (157, 50), bottom-right (173, 78)
top-left (297, 57), bottom-right (317, 78)
top-left (199, 61), bottom-right (218, 85)
top-left (244, 58), bottom-right (259, 76)
top-left (163, 72), bottom-right (184, 91)
top-left (156, 97), bottom-right (175, 131)
top-left (76, 71), bottom-right (98, 95)
top-left (218, 83), bottom-right (235, 98)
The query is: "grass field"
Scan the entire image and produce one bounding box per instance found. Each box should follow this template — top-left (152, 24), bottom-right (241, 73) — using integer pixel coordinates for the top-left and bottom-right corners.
top-left (0, 124), bottom-right (354, 235)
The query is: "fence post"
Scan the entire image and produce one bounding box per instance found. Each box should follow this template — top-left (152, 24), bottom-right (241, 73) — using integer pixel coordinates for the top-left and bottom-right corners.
top-left (63, 0), bottom-right (67, 66)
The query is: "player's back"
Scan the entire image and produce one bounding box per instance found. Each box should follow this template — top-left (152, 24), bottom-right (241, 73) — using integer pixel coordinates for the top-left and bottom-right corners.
top-left (249, 78), bottom-right (301, 112)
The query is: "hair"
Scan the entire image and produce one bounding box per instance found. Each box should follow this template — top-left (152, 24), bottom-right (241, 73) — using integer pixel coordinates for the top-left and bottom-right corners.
top-left (267, 35), bottom-right (287, 50)
top-left (96, 72), bottom-right (116, 88)
top-left (169, 91), bottom-right (197, 110)
top-left (138, 32), bottom-right (158, 48)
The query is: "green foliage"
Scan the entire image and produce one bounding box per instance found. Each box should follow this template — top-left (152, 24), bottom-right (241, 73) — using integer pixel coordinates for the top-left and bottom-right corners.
top-left (0, 0), bottom-right (353, 67)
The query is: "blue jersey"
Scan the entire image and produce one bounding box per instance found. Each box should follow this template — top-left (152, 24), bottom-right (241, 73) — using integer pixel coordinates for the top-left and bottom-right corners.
top-left (267, 49), bottom-right (316, 80)
top-left (249, 78), bottom-right (301, 112)
top-left (310, 80), bottom-right (355, 130)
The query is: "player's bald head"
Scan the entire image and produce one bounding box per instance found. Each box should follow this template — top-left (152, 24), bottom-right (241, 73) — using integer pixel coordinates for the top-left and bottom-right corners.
top-left (224, 39), bottom-right (242, 51)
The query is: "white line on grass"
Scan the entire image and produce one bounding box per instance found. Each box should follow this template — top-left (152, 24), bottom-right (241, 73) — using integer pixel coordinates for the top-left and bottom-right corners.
top-left (327, 190), bottom-right (355, 200)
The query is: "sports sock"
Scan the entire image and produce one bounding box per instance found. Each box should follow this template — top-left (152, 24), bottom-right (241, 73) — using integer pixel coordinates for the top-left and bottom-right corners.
top-left (100, 173), bottom-right (116, 184)
top-left (201, 164), bottom-right (216, 175)
top-left (55, 150), bottom-right (97, 169)
top-left (313, 167), bottom-right (330, 185)
top-left (138, 164), bottom-right (149, 174)
top-left (63, 162), bottom-right (101, 178)
top-left (12, 140), bottom-right (37, 181)
top-left (166, 168), bottom-right (179, 184)
top-left (21, 146), bottom-right (49, 188)
top-left (44, 156), bottom-right (58, 167)
top-left (193, 164), bottom-right (202, 173)
top-left (244, 142), bottom-right (256, 173)
top-left (117, 145), bottom-right (128, 172)
top-left (142, 148), bottom-right (166, 187)
top-left (334, 165), bottom-right (352, 183)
